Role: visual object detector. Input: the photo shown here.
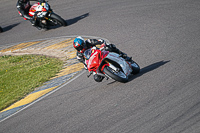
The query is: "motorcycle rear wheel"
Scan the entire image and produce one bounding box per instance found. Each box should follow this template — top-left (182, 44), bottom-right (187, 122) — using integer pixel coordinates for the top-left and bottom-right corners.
top-left (103, 66), bottom-right (128, 83)
top-left (49, 13), bottom-right (67, 26)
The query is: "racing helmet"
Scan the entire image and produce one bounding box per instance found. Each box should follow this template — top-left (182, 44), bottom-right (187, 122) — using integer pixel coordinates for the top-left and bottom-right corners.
top-left (73, 36), bottom-right (86, 52)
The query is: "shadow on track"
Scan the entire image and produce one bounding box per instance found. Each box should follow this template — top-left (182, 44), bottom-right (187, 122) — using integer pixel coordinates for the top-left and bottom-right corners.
top-left (1, 23), bottom-right (20, 32)
top-left (107, 60), bottom-right (170, 84)
top-left (48, 13), bottom-right (89, 30)
top-left (66, 13), bottom-right (89, 26)
top-left (128, 60), bottom-right (170, 82)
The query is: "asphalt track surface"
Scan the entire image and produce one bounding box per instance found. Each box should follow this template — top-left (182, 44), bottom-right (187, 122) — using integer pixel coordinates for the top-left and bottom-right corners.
top-left (0, 0), bottom-right (200, 133)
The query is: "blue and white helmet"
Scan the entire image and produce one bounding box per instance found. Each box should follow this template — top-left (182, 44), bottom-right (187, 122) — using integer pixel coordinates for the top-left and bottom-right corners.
top-left (73, 36), bottom-right (86, 52)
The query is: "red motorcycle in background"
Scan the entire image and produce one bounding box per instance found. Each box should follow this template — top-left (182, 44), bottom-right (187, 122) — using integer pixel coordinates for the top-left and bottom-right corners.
top-left (84, 44), bottom-right (140, 83)
top-left (28, 1), bottom-right (67, 29)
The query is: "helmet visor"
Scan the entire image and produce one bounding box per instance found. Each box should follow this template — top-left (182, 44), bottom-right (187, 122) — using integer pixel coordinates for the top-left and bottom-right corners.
top-left (76, 45), bottom-right (83, 51)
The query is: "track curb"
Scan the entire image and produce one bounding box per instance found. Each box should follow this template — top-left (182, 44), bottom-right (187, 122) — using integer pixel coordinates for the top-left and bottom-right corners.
top-left (0, 35), bottom-right (109, 122)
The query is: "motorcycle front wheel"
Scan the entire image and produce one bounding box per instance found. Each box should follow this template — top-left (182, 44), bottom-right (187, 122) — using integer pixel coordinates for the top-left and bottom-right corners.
top-left (131, 61), bottom-right (140, 74)
top-left (49, 13), bottom-right (67, 26)
top-left (103, 66), bottom-right (128, 83)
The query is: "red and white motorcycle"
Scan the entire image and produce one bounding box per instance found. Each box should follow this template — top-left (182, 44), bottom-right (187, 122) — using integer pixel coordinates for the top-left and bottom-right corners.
top-left (28, 1), bottom-right (67, 29)
top-left (84, 43), bottom-right (140, 83)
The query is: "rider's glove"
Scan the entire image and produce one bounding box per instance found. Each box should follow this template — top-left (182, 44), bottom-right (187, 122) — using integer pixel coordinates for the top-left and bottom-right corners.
top-left (98, 39), bottom-right (105, 44)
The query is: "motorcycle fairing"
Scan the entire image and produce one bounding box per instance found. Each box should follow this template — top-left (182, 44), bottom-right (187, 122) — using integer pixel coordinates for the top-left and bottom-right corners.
top-left (86, 49), bottom-right (109, 72)
top-left (29, 2), bottom-right (39, 16)
top-left (29, 2), bottom-right (49, 17)
top-left (87, 49), bottom-right (101, 72)
top-left (102, 52), bottom-right (133, 76)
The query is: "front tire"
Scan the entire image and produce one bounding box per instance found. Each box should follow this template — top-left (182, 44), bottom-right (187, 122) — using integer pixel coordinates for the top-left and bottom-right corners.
top-left (49, 13), bottom-right (67, 26)
top-left (131, 61), bottom-right (140, 74)
top-left (103, 66), bottom-right (128, 83)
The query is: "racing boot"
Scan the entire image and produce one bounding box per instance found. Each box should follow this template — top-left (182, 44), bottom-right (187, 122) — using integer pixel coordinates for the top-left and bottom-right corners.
top-left (33, 22), bottom-right (42, 30)
top-left (30, 19), bottom-right (36, 26)
top-left (30, 14), bottom-right (37, 25)
top-left (30, 15), bottom-right (42, 30)
top-left (119, 52), bottom-right (132, 62)
top-left (105, 44), bottom-right (132, 61)
top-left (94, 74), bottom-right (104, 82)
top-left (84, 63), bottom-right (88, 70)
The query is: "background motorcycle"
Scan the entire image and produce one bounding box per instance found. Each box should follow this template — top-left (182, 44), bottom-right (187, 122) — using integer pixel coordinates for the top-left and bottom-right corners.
top-left (0, 26), bottom-right (3, 33)
top-left (84, 45), bottom-right (140, 83)
top-left (29, 1), bottom-right (67, 30)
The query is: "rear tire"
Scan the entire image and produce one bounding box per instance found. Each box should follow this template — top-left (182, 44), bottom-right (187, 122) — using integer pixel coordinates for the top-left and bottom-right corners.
top-left (49, 13), bottom-right (67, 26)
top-left (103, 66), bottom-right (128, 83)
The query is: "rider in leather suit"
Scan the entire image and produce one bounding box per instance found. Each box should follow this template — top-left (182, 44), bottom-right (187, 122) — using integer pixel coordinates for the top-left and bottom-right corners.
top-left (73, 36), bottom-right (132, 82)
top-left (16, 0), bottom-right (44, 29)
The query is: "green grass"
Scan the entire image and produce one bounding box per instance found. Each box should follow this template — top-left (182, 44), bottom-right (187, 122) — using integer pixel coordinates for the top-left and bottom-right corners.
top-left (0, 55), bottom-right (63, 111)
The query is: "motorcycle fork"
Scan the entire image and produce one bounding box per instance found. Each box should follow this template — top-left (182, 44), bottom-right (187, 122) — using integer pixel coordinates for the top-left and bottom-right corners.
top-left (44, 10), bottom-right (53, 21)
top-left (44, 17), bottom-right (51, 21)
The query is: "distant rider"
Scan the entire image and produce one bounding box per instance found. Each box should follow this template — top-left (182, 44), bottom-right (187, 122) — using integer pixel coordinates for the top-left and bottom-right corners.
top-left (73, 36), bottom-right (132, 82)
top-left (0, 26), bottom-right (3, 33)
top-left (16, 0), bottom-right (45, 29)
